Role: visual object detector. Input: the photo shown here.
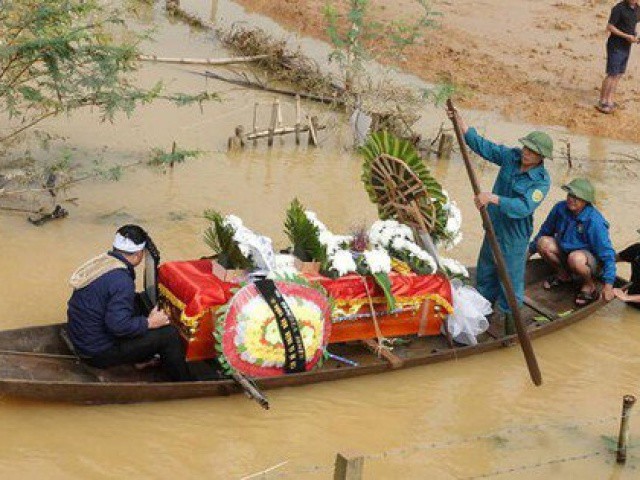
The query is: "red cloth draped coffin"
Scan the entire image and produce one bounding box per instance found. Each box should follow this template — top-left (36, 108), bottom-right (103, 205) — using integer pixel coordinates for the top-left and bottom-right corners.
top-left (158, 260), bottom-right (453, 361)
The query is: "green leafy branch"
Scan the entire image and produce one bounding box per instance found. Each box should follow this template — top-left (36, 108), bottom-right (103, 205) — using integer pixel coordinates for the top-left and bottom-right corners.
top-left (284, 198), bottom-right (327, 263)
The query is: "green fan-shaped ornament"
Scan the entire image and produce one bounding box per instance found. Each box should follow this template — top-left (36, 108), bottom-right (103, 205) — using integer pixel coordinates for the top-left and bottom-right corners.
top-left (360, 132), bottom-right (450, 241)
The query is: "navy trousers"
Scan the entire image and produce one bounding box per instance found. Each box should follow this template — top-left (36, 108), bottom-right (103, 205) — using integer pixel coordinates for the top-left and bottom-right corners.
top-left (86, 325), bottom-right (191, 382)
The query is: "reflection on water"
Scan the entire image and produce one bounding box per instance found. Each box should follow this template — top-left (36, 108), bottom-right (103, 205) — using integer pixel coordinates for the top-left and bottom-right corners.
top-left (1, 2), bottom-right (640, 479)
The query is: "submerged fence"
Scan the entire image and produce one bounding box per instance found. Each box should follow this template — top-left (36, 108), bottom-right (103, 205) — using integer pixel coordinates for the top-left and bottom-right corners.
top-left (240, 396), bottom-right (638, 479)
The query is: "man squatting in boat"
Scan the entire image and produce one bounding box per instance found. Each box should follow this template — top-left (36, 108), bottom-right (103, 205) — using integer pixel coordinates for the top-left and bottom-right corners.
top-left (446, 107), bottom-right (552, 334)
top-left (67, 225), bottom-right (192, 381)
top-left (614, 229), bottom-right (640, 309)
top-left (529, 178), bottom-right (617, 306)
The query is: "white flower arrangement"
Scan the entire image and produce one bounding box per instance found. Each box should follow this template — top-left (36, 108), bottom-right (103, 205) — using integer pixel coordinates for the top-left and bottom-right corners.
top-left (439, 190), bottom-right (463, 250)
top-left (362, 248), bottom-right (392, 274)
top-left (369, 220), bottom-right (437, 275)
top-left (369, 219), bottom-right (414, 247)
top-left (305, 211), bottom-right (355, 274)
top-left (222, 214), bottom-right (275, 271)
top-left (330, 249), bottom-right (358, 276)
top-left (440, 257), bottom-right (469, 279)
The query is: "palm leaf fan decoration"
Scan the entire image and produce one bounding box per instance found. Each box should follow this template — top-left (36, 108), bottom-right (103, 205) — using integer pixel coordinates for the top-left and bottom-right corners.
top-left (284, 198), bottom-right (327, 263)
top-left (360, 131), bottom-right (450, 242)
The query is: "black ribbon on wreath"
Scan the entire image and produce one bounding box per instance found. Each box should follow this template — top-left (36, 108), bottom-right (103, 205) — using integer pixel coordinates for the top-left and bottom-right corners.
top-left (254, 279), bottom-right (307, 374)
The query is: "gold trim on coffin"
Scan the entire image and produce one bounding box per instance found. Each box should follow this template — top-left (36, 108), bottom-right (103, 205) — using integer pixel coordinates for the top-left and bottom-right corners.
top-left (159, 283), bottom-right (209, 334)
top-left (321, 293), bottom-right (453, 319)
top-left (160, 283), bottom-right (453, 331)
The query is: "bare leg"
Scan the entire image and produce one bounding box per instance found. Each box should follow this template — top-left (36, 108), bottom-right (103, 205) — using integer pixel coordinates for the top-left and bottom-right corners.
top-left (599, 76), bottom-right (612, 105)
top-left (536, 236), bottom-right (570, 281)
top-left (567, 251), bottom-right (596, 294)
top-left (604, 74), bottom-right (622, 106)
top-left (607, 75), bottom-right (622, 106)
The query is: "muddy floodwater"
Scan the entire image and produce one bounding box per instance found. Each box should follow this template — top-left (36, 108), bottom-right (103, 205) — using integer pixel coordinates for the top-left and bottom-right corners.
top-left (1, 2), bottom-right (640, 479)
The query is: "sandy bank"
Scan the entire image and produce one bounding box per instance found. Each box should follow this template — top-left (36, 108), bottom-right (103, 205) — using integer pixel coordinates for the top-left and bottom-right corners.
top-left (235, 0), bottom-right (640, 144)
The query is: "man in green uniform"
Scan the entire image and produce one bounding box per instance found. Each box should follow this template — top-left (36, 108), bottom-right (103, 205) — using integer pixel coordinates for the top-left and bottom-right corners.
top-left (447, 109), bottom-right (552, 334)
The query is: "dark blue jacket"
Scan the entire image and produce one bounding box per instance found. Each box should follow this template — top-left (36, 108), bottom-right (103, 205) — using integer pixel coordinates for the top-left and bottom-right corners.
top-left (67, 252), bottom-right (148, 356)
top-left (529, 201), bottom-right (617, 285)
top-left (465, 127), bottom-right (551, 245)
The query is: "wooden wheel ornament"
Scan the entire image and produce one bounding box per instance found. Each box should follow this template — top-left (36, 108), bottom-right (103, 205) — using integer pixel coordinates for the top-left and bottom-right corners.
top-left (369, 153), bottom-right (437, 234)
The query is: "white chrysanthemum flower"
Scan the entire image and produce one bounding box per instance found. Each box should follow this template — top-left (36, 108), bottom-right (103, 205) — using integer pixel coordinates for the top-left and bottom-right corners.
top-left (318, 230), bottom-right (334, 246)
top-left (391, 237), bottom-right (409, 251)
top-left (304, 211), bottom-right (328, 232)
top-left (440, 257), bottom-right (469, 277)
top-left (330, 250), bottom-right (357, 276)
top-left (446, 202), bottom-right (462, 234)
top-left (223, 214), bottom-right (244, 231)
top-left (363, 248), bottom-right (392, 274)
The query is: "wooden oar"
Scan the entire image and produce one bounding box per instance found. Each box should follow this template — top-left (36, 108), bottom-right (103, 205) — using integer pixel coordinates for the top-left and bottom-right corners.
top-left (446, 99), bottom-right (543, 386)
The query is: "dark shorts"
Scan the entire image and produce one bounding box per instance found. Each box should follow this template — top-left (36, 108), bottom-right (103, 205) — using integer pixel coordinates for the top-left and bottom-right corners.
top-left (606, 45), bottom-right (631, 75)
top-left (561, 249), bottom-right (603, 279)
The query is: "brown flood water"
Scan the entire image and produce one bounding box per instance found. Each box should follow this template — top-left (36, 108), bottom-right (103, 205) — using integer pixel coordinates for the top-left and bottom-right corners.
top-left (1, 2), bottom-right (640, 478)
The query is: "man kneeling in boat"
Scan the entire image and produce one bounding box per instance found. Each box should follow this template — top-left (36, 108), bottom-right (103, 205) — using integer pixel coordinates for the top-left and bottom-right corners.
top-left (614, 229), bottom-right (640, 309)
top-left (529, 178), bottom-right (616, 306)
top-left (67, 225), bottom-right (191, 381)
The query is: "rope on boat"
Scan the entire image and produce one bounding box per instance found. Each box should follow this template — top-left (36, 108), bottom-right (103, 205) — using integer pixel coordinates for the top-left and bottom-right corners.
top-left (360, 275), bottom-right (393, 356)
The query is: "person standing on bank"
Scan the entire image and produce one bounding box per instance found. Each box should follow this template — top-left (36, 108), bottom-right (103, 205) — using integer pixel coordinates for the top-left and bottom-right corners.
top-left (446, 108), bottom-right (552, 334)
top-left (614, 229), bottom-right (640, 309)
top-left (67, 224), bottom-right (191, 381)
top-left (529, 178), bottom-right (617, 305)
top-left (597, 0), bottom-right (640, 114)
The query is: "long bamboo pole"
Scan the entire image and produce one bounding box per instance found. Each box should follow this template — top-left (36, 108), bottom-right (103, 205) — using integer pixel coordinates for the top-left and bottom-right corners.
top-left (138, 54), bottom-right (268, 66)
top-left (200, 71), bottom-right (344, 105)
top-left (446, 99), bottom-right (542, 386)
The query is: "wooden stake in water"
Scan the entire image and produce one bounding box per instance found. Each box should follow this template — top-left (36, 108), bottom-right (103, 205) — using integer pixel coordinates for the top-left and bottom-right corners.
top-left (268, 99), bottom-right (277, 147)
top-left (617, 394), bottom-right (636, 464)
top-left (333, 451), bottom-right (363, 480)
top-left (308, 115), bottom-right (319, 146)
top-left (295, 94), bottom-right (301, 145)
top-left (252, 102), bottom-right (258, 147)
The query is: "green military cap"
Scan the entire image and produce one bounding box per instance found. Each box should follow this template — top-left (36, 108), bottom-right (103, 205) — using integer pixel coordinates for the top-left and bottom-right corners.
top-left (562, 178), bottom-right (596, 203)
top-left (519, 131), bottom-right (553, 158)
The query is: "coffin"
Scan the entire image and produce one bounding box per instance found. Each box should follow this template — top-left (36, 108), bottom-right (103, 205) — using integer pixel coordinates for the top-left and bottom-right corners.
top-left (158, 260), bottom-right (453, 362)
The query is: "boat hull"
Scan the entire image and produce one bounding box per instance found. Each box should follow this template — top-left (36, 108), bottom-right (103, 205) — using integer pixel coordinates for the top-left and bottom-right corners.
top-left (0, 260), bottom-right (621, 404)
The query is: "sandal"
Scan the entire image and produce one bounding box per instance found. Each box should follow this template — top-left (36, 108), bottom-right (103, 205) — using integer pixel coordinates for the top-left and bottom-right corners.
top-left (575, 289), bottom-right (598, 306)
top-left (595, 103), bottom-right (614, 114)
top-left (543, 274), bottom-right (572, 290)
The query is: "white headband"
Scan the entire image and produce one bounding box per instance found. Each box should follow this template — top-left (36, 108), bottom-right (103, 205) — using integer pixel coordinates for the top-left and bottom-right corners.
top-left (113, 233), bottom-right (146, 253)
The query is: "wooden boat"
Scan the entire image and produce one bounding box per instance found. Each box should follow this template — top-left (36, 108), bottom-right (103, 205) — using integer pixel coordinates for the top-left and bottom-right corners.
top-left (0, 260), bottom-right (623, 404)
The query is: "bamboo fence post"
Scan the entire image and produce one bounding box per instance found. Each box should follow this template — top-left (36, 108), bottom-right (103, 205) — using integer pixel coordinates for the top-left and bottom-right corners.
top-left (252, 103), bottom-right (258, 147)
top-left (275, 99), bottom-right (282, 128)
top-left (268, 99), bottom-right (277, 147)
top-left (295, 94), bottom-right (301, 145)
top-left (308, 115), bottom-right (319, 146)
top-left (617, 394), bottom-right (636, 464)
top-left (333, 452), bottom-right (364, 480)
top-left (170, 141), bottom-right (177, 168)
top-left (228, 126), bottom-right (245, 152)
top-left (437, 133), bottom-right (453, 160)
